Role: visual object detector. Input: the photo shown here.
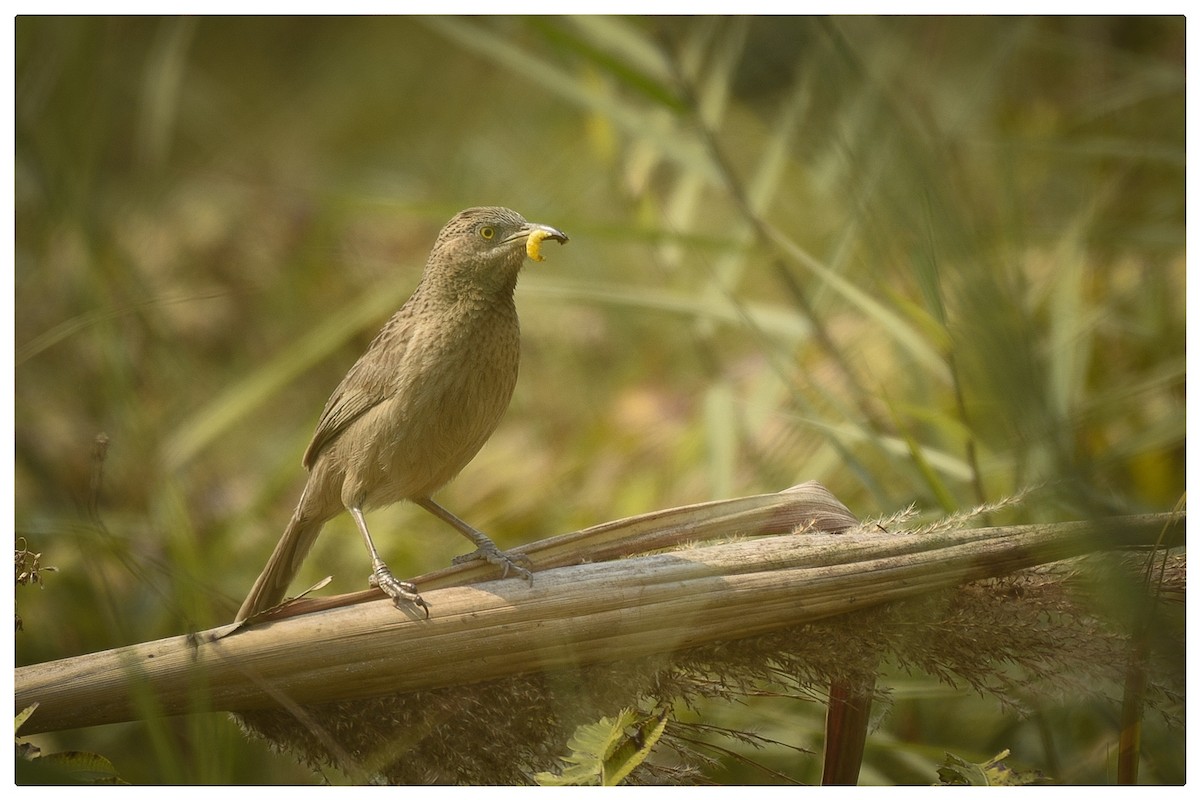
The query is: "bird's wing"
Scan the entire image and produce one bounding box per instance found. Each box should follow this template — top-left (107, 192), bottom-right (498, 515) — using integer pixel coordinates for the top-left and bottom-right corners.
top-left (301, 318), bottom-right (410, 470)
top-left (302, 384), bottom-right (382, 470)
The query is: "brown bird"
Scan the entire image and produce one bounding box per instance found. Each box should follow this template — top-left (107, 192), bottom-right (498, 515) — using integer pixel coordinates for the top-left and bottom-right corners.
top-left (236, 207), bottom-right (568, 622)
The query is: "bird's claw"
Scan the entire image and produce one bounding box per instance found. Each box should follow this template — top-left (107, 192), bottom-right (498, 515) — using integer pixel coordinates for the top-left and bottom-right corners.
top-left (369, 563), bottom-right (430, 618)
top-left (452, 546), bottom-right (534, 584)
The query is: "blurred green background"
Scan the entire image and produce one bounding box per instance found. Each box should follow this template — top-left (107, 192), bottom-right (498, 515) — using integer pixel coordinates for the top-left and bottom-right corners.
top-left (14, 16), bottom-right (1184, 784)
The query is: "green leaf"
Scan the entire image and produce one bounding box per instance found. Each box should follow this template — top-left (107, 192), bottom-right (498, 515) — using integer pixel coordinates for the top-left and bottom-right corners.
top-left (603, 709), bottom-right (669, 785)
top-left (39, 750), bottom-right (126, 784)
top-left (935, 749), bottom-right (1047, 786)
top-left (535, 708), bottom-right (669, 786)
top-left (15, 703), bottom-right (39, 734)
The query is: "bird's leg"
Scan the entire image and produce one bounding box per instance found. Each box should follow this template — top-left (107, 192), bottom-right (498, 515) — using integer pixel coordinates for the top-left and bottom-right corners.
top-left (349, 506), bottom-right (429, 617)
top-left (415, 498), bottom-right (533, 583)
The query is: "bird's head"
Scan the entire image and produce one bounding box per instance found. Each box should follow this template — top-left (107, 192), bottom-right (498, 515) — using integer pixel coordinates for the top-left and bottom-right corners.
top-left (425, 206), bottom-right (568, 295)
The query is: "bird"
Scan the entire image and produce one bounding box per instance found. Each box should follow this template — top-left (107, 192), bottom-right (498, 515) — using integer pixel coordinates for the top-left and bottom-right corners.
top-left (235, 206), bottom-right (568, 622)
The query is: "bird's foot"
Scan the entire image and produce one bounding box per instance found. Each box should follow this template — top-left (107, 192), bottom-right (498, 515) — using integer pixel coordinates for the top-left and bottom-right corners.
top-left (452, 545), bottom-right (534, 583)
top-left (369, 562), bottom-right (430, 618)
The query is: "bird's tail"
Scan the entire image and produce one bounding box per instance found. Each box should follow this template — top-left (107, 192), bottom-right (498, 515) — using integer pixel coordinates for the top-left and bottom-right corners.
top-left (235, 505), bottom-right (326, 622)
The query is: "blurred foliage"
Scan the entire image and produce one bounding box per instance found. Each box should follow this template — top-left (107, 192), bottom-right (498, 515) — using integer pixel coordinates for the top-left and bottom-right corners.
top-left (14, 15), bottom-right (1184, 784)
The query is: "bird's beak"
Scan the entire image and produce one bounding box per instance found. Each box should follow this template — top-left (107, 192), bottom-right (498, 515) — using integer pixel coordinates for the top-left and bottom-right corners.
top-left (532, 223), bottom-right (569, 245)
top-left (505, 223), bottom-right (569, 246)
top-left (509, 222), bottom-right (569, 262)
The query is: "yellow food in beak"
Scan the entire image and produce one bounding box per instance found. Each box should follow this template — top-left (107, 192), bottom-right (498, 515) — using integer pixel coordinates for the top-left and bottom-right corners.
top-left (526, 229), bottom-right (551, 262)
top-left (524, 225), bottom-right (568, 262)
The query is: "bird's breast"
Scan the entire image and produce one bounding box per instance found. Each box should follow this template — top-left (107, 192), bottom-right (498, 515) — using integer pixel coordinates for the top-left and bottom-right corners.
top-left (364, 299), bottom-right (521, 501)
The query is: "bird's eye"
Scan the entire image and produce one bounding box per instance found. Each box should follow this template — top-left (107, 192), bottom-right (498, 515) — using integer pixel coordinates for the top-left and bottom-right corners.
top-left (479, 226), bottom-right (495, 240)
